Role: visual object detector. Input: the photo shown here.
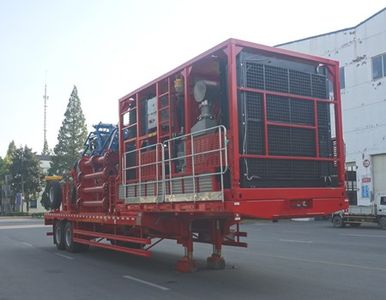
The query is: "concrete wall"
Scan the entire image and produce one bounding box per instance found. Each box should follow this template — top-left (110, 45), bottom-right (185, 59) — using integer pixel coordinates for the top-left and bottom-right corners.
top-left (278, 9), bottom-right (386, 205)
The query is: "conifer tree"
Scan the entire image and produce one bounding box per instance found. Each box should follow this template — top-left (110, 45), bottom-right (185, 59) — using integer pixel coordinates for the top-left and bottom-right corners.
top-left (4, 140), bottom-right (16, 166)
top-left (0, 157), bottom-right (7, 185)
top-left (50, 86), bottom-right (88, 175)
top-left (0, 141), bottom-right (15, 183)
top-left (42, 140), bottom-right (50, 156)
top-left (1, 141), bottom-right (17, 209)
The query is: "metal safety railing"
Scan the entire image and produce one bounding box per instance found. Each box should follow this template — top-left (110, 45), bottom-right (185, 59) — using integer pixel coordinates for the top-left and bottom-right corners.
top-left (122, 143), bottom-right (164, 203)
top-left (121, 125), bottom-right (228, 203)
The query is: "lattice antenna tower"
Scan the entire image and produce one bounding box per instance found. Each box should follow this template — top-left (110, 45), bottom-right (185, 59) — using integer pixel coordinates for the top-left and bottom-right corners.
top-left (43, 82), bottom-right (49, 154)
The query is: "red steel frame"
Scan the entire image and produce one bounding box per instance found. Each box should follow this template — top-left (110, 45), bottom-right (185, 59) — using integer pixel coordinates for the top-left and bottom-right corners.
top-left (116, 38), bottom-right (347, 218)
top-left (45, 39), bottom-right (347, 272)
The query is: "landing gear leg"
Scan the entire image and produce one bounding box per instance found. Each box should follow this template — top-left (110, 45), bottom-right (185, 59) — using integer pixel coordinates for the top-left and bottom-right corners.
top-left (207, 220), bottom-right (225, 270)
top-left (176, 222), bottom-right (197, 273)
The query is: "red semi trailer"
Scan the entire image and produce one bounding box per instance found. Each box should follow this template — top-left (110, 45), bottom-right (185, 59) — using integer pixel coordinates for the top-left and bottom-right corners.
top-left (45, 39), bottom-right (348, 272)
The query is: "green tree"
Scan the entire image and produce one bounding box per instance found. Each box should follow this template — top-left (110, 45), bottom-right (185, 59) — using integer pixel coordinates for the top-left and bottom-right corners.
top-left (0, 157), bottom-right (4, 207)
top-left (4, 140), bottom-right (16, 167)
top-left (0, 157), bottom-right (7, 183)
top-left (1, 141), bottom-right (16, 211)
top-left (1, 140), bottom-right (15, 187)
top-left (42, 140), bottom-right (50, 156)
top-left (9, 146), bottom-right (42, 212)
top-left (50, 86), bottom-right (88, 175)
top-left (0, 157), bottom-right (7, 210)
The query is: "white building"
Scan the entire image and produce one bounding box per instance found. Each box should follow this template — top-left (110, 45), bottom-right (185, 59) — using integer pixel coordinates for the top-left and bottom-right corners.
top-left (277, 8), bottom-right (386, 205)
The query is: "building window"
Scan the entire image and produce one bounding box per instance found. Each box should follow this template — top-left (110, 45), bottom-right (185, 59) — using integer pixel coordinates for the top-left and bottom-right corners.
top-left (339, 67), bottom-right (345, 89)
top-left (372, 54), bottom-right (386, 80)
top-left (30, 199), bottom-right (37, 209)
top-left (384, 55), bottom-right (386, 78)
top-left (345, 162), bottom-right (357, 205)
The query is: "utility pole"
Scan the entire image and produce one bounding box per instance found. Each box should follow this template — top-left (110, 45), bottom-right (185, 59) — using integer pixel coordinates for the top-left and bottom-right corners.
top-left (21, 151), bottom-right (24, 213)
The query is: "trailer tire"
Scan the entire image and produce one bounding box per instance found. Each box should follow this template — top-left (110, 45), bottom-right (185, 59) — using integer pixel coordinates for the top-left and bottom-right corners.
top-left (379, 217), bottom-right (386, 230)
top-left (41, 182), bottom-right (52, 210)
top-left (332, 215), bottom-right (345, 228)
top-left (49, 181), bottom-right (62, 210)
top-left (54, 221), bottom-right (65, 250)
top-left (64, 222), bottom-right (89, 253)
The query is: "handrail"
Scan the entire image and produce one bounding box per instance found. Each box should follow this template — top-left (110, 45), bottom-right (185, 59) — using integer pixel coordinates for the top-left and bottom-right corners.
top-left (121, 125), bottom-right (228, 203)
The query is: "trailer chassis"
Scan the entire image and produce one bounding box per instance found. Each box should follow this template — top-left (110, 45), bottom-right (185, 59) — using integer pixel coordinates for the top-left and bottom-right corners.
top-left (45, 209), bottom-right (246, 272)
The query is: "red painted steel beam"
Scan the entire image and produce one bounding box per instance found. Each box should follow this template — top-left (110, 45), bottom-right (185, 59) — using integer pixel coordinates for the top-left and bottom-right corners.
top-left (183, 66), bottom-right (192, 133)
top-left (240, 154), bottom-right (336, 161)
top-left (238, 86), bottom-right (336, 104)
top-left (82, 184), bottom-right (106, 194)
top-left (82, 170), bottom-right (106, 180)
top-left (263, 93), bottom-right (269, 155)
top-left (226, 196), bottom-right (346, 219)
top-left (83, 157), bottom-right (94, 168)
top-left (95, 155), bottom-right (108, 165)
top-left (331, 63), bottom-right (346, 186)
top-left (266, 121), bottom-right (316, 130)
top-left (81, 200), bottom-right (106, 207)
top-left (313, 99), bottom-right (320, 157)
top-left (156, 81), bottom-right (160, 142)
top-left (73, 237), bottom-right (151, 257)
top-left (192, 238), bottom-right (247, 248)
top-left (229, 41), bottom-right (241, 186)
top-left (231, 187), bottom-right (344, 200)
top-left (74, 228), bottom-right (151, 245)
top-left (83, 153), bottom-right (112, 168)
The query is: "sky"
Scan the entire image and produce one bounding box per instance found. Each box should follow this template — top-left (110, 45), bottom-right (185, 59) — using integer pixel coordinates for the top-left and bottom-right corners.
top-left (0, 0), bottom-right (385, 157)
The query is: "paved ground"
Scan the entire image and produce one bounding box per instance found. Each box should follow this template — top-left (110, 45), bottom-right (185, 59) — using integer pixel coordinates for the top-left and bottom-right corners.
top-left (0, 217), bottom-right (386, 300)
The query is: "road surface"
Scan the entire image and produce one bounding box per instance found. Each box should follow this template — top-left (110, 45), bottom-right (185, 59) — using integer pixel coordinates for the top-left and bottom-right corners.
top-left (1, 217), bottom-right (385, 299)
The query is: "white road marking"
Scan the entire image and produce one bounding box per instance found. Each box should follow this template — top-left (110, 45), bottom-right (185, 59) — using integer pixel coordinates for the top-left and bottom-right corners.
top-left (55, 253), bottom-right (74, 260)
top-left (340, 233), bottom-right (386, 239)
top-left (123, 275), bottom-right (170, 291)
top-left (279, 239), bottom-right (313, 244)
top-left (20, 242), bottom-right (33, 247)
top-left (0, 224), bottom-right (48, 230)
top-left (258, 253), bottom-right (386, 272)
